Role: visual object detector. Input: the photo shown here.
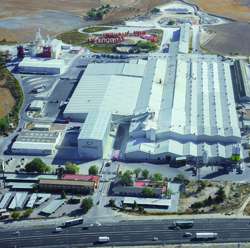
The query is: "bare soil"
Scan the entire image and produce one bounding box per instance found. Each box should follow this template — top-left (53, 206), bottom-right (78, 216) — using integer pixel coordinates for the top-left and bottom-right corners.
top-left (189, 0), bottom-right (250, 21)
top-left (0, 0), bottom-right (170, 42)
top-left (0, 87), bottom-right (15, 118)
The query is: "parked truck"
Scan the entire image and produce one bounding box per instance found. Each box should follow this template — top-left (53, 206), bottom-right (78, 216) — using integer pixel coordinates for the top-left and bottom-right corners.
top-left (195, 232), bottom-right (218, 240)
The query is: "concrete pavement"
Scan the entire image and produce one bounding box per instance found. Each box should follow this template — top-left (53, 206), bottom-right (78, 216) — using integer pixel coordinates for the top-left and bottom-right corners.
top-left (1, 219), bottom-right (250, 247)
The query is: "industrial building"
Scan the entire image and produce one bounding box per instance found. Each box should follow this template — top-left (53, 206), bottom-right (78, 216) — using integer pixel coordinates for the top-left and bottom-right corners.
top-left (231, 60), bottom-right (250, 102)
top-left (122, 197), bottom-right (171, 209)
top-left (64, 52), bottom-right (240, 163)
top-left (11, 130), bottom-right (61, 155)
top-left (39, 179), bottom-right (96, 194)
top-left (18, 57), bottom-right (66, 75)
top-left (125, 54), bottom-right (240, 163)
top-left (64, 60), bottom-right (148, 159)
top-left (178, 23), bottom-right (190, 54)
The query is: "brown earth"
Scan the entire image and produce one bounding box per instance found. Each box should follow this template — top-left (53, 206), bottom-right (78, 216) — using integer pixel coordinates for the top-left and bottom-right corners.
top-left (189, 0), bottom-right (250, 21)
top-left (0, 0), bottom-right (170, 42)
top-left (0, 85), bottom-right (16, 118)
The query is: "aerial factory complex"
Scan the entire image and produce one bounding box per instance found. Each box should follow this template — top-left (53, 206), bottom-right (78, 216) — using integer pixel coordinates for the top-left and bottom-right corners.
top-left (64, 24), bottom-right (241, 163)
top-left (1, 0), bottom-right (250, 246)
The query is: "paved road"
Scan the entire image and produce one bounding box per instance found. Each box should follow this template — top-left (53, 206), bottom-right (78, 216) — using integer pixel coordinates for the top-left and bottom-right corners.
top-left (1, 219), bottom-right (250, 247)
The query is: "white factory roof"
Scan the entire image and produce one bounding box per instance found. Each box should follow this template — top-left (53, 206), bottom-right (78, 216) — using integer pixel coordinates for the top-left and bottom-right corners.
top-left (64, 61), bottom-right (146, 118)
top-left (19, 57), bottom-right (65, 68)
top-left (126, 54), bottom-right (241, 160)
top-left (41, 199), bottom-right (64, 215)
top-left (9, 192), bottom-right (28, 210)
top-left (79, 111), bottom-right (111, 141)
top-left (178, 23), bottom-right (190, 53)
top-left (12, 130), bottom-right (60, 152)
top-left (123, 197), bottom-right (171, 207)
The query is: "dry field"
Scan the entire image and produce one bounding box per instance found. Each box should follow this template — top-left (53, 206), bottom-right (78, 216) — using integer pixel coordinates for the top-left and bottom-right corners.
top-left (0, 79), bottom-right (15, 118)
top-left (189, 0), bottom-right (250, 21)
top-left (0, 0), bottom-right (169, 42)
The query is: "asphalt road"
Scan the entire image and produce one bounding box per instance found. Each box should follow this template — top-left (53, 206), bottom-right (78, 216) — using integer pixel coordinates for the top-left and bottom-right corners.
top-left (1, 219), bottom-right (250, 247)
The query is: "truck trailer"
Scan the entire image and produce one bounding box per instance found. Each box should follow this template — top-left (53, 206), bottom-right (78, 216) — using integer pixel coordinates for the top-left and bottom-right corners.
top-left (195, 232), bottom-right (218, 240)
top-left (98, 236), bottom-right (110, 243)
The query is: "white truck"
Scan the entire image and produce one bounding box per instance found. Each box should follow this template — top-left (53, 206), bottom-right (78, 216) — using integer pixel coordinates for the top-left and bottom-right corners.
top-left (195, 232), bottom-right (218, 240)
top-left (98, 236), bottom-right (110, 243)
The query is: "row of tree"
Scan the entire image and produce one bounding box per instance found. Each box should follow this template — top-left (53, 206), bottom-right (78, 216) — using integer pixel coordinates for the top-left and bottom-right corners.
top-left (23, 158), bottom-right (99, 176)
top-left (119, 169), bottom-right (164, 186)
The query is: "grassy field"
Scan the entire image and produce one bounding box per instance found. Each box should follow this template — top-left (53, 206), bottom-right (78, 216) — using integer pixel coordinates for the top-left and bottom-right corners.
top-left (82, 26), bottom-right (111, 33)
top-left (57, 30), bottom-right (89, 46)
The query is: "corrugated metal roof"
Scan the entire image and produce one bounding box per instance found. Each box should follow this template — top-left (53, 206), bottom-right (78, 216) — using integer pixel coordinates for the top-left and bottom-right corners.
top-left (9, 192), bottom-right (28, 210)
top-left (64, 61), bottom-right (146, 118)
top-left (123, 197), bottom-right (171, 207)
top-left (41, 199), bottom-right (64, 215)
top-left (78, 110), bottom-right (111, 141)
top-left (19, 57), bottom-right (65, 68)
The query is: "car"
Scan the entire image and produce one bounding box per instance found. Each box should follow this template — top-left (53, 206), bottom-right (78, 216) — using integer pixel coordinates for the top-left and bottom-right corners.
top-left (183, 232), bottom-right (192, 237)
top-left (13, 231), bottom-right (20, 236)
top-left (54, 227), bottom-right (63, 233)
top-left (153, 236), bottom-right (159, 241)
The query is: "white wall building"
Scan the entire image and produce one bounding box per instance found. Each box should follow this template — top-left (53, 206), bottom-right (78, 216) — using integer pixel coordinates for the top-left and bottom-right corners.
top-left (11, 130), bottom-right (61, 155)
top-left (18, 57), bottom-right (66, 75)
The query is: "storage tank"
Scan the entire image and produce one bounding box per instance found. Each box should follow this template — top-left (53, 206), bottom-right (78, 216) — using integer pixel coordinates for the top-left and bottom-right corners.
top-left (17, 46), bottom-right (25, 59)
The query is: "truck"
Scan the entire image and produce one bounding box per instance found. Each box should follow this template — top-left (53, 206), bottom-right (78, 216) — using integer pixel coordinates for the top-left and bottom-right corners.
top-left (62, 218), bottom-right (83, 227)
top-left (172, 220), bottom-right (194, 229)
top-left (98, 236), bottom-right (110, 243)
top-left (195, 232), bottom-right (218, 240)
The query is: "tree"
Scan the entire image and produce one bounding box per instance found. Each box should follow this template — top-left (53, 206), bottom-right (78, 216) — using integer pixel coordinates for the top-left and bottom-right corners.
top-left (137, 41), bottom-right (157, 51)
top-left (138, 206), bottom-right (144, 213)
top-left (22, 209), bottom-right (33, 218)
top-left (81, 197), bottom-right (93, 214)
top-left (152, 173), bottom-right (163, 182)
top-left (142, 169), bottom-right (149, 179)
top-left (132, 201), bottom-right (137, 210)
top-left (88, 165), bottom-right (98, 175)
top-left (109, 199), bottom-right (116, 208)
top-left (215, 187), bottom-right (226, 203)
top-left (65, 162), bottom-right (80, 174)
top-left (120, 170), bottom-right (133, 186)
top-left (142, 187), bottom-right (155, 198)
top-left (173, 174), bottom-right (189, 185)
top-left (133, 168), bottom-right (141, 178)
top-left (61, 190), bottom-right (67, 199)
top-left (0, 117), bottom-right (9, 133)
top-left (25, 158), bottom-right (50, 173)
top-left (11, 211), bottom-right (20, 220)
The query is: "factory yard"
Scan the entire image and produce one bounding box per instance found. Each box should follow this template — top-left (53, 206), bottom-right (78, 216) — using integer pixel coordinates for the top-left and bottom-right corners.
top-left (201, 23), bottom-right (250, 56)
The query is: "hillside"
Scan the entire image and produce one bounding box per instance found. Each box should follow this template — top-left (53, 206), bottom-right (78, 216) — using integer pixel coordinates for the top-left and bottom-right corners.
top-left (0, 0), bottom-right (170, 42)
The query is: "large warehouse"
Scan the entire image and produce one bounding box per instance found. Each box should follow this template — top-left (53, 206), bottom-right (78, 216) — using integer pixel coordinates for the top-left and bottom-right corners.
top-left (125, 54), bottom-right (241, 163)
top-left (64, 54), bottom-right (241, 162)
top-left (64, 60), bottom-right (148, 159)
